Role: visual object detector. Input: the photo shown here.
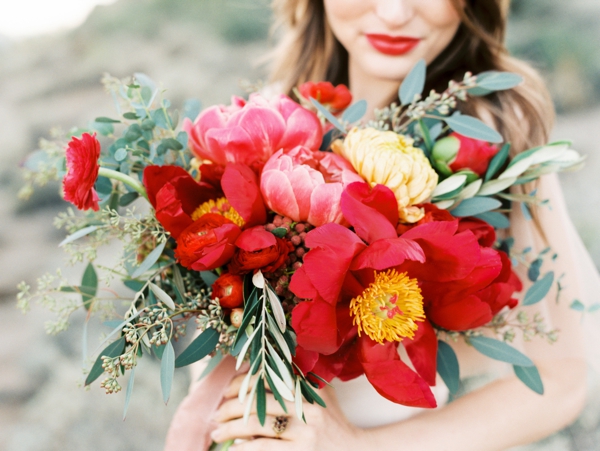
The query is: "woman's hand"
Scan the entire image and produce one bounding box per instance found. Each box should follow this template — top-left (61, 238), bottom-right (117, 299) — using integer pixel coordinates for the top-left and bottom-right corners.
top-left (211, 374), bottom-right (369, 451)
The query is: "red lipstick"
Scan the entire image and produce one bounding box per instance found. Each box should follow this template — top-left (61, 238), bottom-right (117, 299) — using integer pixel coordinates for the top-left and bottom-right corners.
top-left (365, 34), bottom-right (420, 56)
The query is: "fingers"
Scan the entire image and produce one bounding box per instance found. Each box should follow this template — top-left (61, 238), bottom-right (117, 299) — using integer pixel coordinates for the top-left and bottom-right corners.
top-left (215, 393), bottom-right (290, 422)
top-left (211, 414), bottom-right (290, 444)
top-left (224, 373), bottom-right (253, 399)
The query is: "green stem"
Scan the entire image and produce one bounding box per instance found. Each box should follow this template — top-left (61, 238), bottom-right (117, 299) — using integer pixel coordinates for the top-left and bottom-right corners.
top-left (98, 167), bottom-right (148, 201)
top-left (221, 440), bottom-right (235, 451)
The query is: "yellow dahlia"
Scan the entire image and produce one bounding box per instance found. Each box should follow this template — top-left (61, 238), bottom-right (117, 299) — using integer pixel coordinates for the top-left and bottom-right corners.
top-left (333, 127), bottom-right (438, 223)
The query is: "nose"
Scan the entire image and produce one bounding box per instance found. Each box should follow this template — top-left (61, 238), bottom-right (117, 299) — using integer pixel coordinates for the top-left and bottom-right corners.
top-left (374, 0), bottom-right (416, 28)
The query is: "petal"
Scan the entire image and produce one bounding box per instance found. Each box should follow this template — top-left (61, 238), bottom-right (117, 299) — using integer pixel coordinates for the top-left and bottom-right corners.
top-left (260, 169), bottom-right (301, 221)
top-left (341, 182), bottom-right (398, 243)
top-left (154, 183), bottom-right (194, 239)
top-left (291, 298), bottom-right (341, 355)
top-left (303, 224), bottom-right (366, 304)
top-left (222, 163), bottom-right (266, 227)
top-left (350, 237), bottom-right (425, 271)
top-left (235, 226), bottom-right (276, 252)
top-left (307, 182), bottom-right (345, 227)
top-left (359, 338), bottom-right (436, 408)
top-left (427, 294), bottom-right (493, 331)
top-left (289, 265), bottom-right (318, 299)
top-left (403, 320), bottom-right (437, 386)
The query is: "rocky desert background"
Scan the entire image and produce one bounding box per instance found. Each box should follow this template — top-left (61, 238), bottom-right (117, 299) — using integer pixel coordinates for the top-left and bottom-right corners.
top-left (1, 0), bottom-right (600, 450)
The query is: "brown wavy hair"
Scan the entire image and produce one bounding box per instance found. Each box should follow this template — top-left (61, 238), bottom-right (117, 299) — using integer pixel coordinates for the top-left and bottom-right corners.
top-left (269, 0), bottom-right (554, 155)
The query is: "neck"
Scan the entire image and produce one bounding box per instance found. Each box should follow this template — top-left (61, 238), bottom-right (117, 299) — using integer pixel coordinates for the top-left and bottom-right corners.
top-left (348, 58), bottom-right (400, 121)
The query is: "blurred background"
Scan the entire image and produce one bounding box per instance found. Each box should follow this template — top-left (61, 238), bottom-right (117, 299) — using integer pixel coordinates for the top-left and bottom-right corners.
top-left (0, 0), bottom-right (599, 450)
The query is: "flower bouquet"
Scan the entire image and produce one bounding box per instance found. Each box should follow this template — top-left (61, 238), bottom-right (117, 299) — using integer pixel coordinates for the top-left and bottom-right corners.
top-left (18, 62), bottom-right (583, 440)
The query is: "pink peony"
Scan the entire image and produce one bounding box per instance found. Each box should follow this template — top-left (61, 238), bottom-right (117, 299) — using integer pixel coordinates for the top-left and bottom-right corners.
top-left (63, 133), bottom-right (101, 211)
top-left (183, 94), bottom-right (323, 169)
top-left (260, 146), bottom-right (363, 227)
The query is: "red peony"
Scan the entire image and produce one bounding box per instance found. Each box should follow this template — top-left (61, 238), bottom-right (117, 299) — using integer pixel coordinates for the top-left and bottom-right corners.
top-left (288, 182), bottom-right (521, 408)
top-left (211, 273), bottom-right (244, 308)
top-left (299, 81), bottom-right (353, 112)
top-left (143, 164), bottom-right (266, 238)
top-left (174, 213), bottom-right (241, 271)
top-left (63, 133), bottom-right (101, 211)
top-left (228, 226), bottom-right (294, 275)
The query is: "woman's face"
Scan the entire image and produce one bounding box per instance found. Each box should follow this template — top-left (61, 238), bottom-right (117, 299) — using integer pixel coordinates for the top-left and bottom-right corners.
top-left (324, 0), bottom-right (462, 83)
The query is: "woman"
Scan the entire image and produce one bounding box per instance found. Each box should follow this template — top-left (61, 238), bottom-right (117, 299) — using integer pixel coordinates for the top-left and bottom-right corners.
top-left (167, 1), bottom-right (596, 449)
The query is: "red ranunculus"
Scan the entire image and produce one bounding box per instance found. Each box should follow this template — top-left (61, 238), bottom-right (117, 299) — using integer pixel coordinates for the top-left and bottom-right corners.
top-left (63, 133), bottom-right (101, 211)
top-left (299, 81), bottom-right (353, 112)
top-left (228, 226), bottom-right (294, 275)
top-left (211, 273), bottom-right (244, 308)
top-left (174, 213), bottom-right (241, 271)
top-left (289, 181), bottom-right (521, 407)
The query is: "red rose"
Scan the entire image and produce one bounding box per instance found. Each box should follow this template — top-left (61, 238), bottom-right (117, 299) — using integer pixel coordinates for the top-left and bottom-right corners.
top-left (432, 133), bottom-right (499, 177)
top-left (229, 226), bottom-right (294, 275)
top-left (299, 81), bottom-right (352, 112)
top-left (63, 133), bottom-right (101, 211)
top-left (211, 273), bottom-right (244, 308)
top-left (174, 213), bottom-right (241, 271)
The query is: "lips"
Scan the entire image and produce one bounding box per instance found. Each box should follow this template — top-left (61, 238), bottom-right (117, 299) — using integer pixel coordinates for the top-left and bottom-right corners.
top-left (365, 34), bottom-right (420, 56)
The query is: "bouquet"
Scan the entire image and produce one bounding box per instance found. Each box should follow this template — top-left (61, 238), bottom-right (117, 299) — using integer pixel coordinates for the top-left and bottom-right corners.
top-left (18, 61), bottom-right (584, 441)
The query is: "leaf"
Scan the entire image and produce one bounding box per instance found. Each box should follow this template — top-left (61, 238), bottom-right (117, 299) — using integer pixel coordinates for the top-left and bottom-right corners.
top-left (514, 364), bottom-right (544, 395)
top-left (59, 226), bottom-right (100, 247)
top-left (235, 327), bottom-right (260, 370)
top-left (399, 59), bottom-right (426, 105)
top-left (198, 351), bottom-right (223, 380)
top-left (233, 300), bottom-right (259, 349)
top-left (161, 341), bottom-right (175, 404)
top-left (271, 227), bottom-right (287, 238)
top-left (131, 241), bottom-right (166, 278)
top-left (342, 99), bottom-right (367, 123)
top-left (267, 315), bottom-right (292, 362)
top-left (161, 138), bottom-right (184, 151)
top-left (528, 258), bottom-right (543, 282)
top-left (520, 202), bottom-right (533, 221)
top-left (451, 197), bottom-right (502, 217)
top-left (81, 263), bottom-right (98, 310)
top-left (114, 148), bottom-right (128, 162)
top-left (244, 377), bottom-right (259, 423)
top-left (300, 379), bottom-right (327, 407)
top-left (476, 71), bottom-right (524, 91)
top-left (458, 179), bottom-right (483, 200)
top-left (85, 337), bottom-right (126, 386)
top-left (256, 376), bottom-right (267, 426)
top-left (523, 271), bottom-right (554, 306)
top-left (474, 212), bottom-right (510, 229)
top-left (95, 117), bottom-right (121, 123)
top-left (484, 143), bottom-right (510, 182)
top-left (252, 270), bottom-right (265, 289)
top-left (295, 378), bottom-right (304, 421)
top-left (570, 300), bottom-right (585, 312)
top-left (310, 98), bottom-right (346, 133)
top-left (149, 282), bottom-right (176, 310)
top-left (432, 174), bottom-right (467, 198)
top-left (477, 177), bottom-right (516, 196)
top-left (183, 98), bottom-right (202, 121)
top-left (266, 341), bottom-right (294, 390)
top-left (119, 192), bottom-right (139, 207)
top-left (437, 341), bottom-right (460, 394)
top-left (122, 367), bottom-right (136, 420)
top-left (445, 114), bottom-right (503, 143)
top-left (266, 287), bottom-right (286, 333)
top-left (175, 328), bottom-right (220, 368)
top-left (470, 336), bottom-right (534, 367)
top-left (266, 365), bottom-right (294, 401)
top-left (199, 271), bottom-right (219, 287)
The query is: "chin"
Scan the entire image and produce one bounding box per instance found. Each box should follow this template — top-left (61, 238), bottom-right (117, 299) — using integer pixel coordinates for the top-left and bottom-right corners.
top-left (360, 53), bottom-right (420, 83)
